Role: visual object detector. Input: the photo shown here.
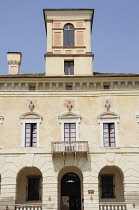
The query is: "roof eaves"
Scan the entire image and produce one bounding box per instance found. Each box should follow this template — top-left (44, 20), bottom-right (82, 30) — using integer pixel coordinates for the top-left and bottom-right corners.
top-left (1, 73), bottom-right (139, 79)
top-left (43, 8), bottom-right (94, 34)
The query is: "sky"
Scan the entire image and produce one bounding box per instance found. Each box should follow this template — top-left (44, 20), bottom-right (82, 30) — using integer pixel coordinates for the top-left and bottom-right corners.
top-left (0, 0), bottom-right (139, 75)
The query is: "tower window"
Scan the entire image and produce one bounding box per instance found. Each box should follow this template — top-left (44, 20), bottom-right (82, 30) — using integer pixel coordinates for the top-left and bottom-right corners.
top-left (64, 24), bottom-right (74, 47)
top-left (64, 61), bottom-right (74, 75)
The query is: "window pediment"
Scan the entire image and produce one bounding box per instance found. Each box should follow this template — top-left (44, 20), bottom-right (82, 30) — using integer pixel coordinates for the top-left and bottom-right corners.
top-left (58, 111), bottom-right (82, 121)
top-left (98, 111), bottom-right (120, 123)
top-left (20, 112), bottom-right (42, 123)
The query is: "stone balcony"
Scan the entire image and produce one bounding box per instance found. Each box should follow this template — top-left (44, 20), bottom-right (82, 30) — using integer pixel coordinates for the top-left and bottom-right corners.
top-left (99, 202), bottom-right (127, 210)
top-left (15, 204), bottom-right (42, 210)
top-left (51, 141), bottom-right (89, 159)
top-left (14, 202), bottom-right (127, 210)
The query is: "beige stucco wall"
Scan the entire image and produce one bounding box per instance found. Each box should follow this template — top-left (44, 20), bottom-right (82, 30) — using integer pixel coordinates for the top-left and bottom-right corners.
top-left (16, 167), bottom-right (42, 204)
top-left (0, 94), bottom-right (139, 149)
top-left (45, 10), bottom-right (93, 54)
top-left (1, 7), bottom-right (138, 210)
top-left (0, 91), bottom-right (139, 209)
top-left (44, 10), bottom-right (93, 76)
top-left (0, 150), bottom-right (139, 209)
top-left (45, 56), bottom-right (93, 75)
top-left (99, 166), bottom-right (124, 202)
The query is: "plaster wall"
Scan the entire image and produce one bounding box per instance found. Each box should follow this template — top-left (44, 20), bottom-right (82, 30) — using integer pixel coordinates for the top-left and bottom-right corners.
top-left (45, 56), bottom-right (93, 75)
top-left (0, 152), bottom-right (138, 209)
top-left (0, 94), bottom-right (139, 149)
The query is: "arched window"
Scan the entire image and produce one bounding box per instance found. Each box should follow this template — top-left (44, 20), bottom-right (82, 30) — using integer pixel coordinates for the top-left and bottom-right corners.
top-left (63, 24), bottom-right (74, 47)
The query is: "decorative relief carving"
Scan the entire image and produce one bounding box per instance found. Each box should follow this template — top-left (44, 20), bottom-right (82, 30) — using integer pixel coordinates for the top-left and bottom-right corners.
top-left (64, 100), bottom-right (75, 108)
top-left (67, 101), bottom-right (72, 111)
top-left (97, 111), bottom-right (120, 121)
top-left (58, 111), bottom-right (82, 121)
top-left (29, 101), bottom-right (34, 112)
top-left (105, 100), bottom-right (110, 111)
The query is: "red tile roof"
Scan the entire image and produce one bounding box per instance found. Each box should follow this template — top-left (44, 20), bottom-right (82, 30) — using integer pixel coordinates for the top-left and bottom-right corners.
top-left (0, 72), bottom-right (139, 78)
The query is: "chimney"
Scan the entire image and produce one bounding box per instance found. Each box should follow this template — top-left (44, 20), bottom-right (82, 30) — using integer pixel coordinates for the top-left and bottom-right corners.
top-left (7, 52), bottom-right (22, 74)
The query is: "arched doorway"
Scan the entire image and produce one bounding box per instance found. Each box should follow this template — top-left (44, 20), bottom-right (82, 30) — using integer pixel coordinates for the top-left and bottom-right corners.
top-left (61, 172), bottom-right (81, 210)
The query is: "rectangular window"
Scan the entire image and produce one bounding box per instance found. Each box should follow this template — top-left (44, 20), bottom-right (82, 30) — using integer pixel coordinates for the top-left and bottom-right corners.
top-left (66, 85), bottom-right (72, 90)
top-left (27, 176), bottom-right (41, 201)
top-left (64, 61), bottom-right (74, 75)
top-left (25, 123), bottom-right (37, 147)
top-left (29, 86), bottom-right (36, 91)
top-left (103, 123), bottom-right (115, 147)
top-left (101, 175), bottom-right (115, 198)
top-left (104, 85), bottom-right (110, 89)
top-left (64, 123), bottom-right (76, 142)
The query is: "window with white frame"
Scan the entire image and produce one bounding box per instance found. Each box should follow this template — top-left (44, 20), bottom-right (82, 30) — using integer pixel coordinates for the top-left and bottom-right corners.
top-left (103, 123), bottom-right (115, 147)
top-left (64, 123), bottom-right (76, 142)
top-left (58, 111), bottom-right (82, 142)
top-left (20, 112), bottom-right (42, 147)
top-left (25, 123), bottom-right (37, 147)
top-left (98, 112), bottom-right (120, 147)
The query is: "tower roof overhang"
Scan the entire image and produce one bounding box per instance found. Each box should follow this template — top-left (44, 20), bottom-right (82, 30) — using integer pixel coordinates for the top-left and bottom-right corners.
top-left (43, 8), bottom-right (94, 35)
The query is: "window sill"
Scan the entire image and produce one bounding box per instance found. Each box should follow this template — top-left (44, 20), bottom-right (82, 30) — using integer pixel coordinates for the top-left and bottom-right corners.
top-left (52, 46), bottom-right (86, 48)
top-left (101, 146), bottom-right (120, 149)
top-left (101, 197), bottom-right (116, 199)
top-left (26, 200), bottom-right (42, 202)
top-left (21, 146), bottom-right (38, 148)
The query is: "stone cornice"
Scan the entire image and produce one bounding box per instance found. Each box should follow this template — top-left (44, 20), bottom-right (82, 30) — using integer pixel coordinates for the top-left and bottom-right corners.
top-left (0, 77), bottom-right (139, 92)
top-left (44, 53), bottom-right (94, 57)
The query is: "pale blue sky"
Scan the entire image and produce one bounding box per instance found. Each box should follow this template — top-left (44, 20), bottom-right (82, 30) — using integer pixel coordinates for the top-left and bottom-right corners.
top-left (0, 0), bottom-right (139, 74)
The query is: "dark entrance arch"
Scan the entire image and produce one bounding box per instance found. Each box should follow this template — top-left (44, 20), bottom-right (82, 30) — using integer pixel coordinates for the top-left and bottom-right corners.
top-left (61, 172), bottom-right (81, 210)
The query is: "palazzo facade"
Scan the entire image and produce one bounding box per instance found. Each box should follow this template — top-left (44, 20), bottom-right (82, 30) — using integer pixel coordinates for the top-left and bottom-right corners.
top-left (0, 8), bottom-right (139, 210)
